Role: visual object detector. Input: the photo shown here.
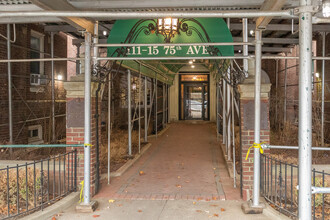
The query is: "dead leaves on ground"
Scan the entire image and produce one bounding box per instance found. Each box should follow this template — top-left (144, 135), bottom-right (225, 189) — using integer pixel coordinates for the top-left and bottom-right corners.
top-left (139, 171), bottom-right (145, 176)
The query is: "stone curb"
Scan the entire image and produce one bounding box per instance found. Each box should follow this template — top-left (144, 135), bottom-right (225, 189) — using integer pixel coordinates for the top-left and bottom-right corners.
top-left (262, 198), bottom-right (291, 220)
top-left (21, 192), bottom-right (80, 220)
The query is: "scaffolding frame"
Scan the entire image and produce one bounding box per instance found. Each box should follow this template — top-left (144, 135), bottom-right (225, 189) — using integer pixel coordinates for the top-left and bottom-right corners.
top-left (1, 4), bottom-right (329, 219)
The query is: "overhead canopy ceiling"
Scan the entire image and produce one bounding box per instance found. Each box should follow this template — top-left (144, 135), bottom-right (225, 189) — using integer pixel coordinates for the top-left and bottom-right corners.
top-left (1, 0), bottom-right (329, 80)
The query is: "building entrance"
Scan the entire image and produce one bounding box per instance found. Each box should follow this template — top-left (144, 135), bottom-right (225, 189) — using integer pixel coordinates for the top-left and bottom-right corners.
top-left (179, 74), bottom-right (209, 120)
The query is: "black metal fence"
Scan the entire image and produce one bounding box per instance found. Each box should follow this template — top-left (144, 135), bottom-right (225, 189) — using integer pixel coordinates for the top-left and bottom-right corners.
top-left (260, 154), bottom-right (330, 220)
top-left (0, 150), bottom-right (77, 219)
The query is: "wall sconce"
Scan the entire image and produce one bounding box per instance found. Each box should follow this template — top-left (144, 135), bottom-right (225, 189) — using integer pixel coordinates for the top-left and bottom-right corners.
top-left (57, 75), bottom-right (63, 80)
top-left (157, 18), bottom-right (178, 43)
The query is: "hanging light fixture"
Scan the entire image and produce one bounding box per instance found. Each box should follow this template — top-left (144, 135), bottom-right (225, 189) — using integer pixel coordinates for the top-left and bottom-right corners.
top-left (323, 0), bottom-right (330, 17)
top-left (157, 18), bottom-right (178, 43)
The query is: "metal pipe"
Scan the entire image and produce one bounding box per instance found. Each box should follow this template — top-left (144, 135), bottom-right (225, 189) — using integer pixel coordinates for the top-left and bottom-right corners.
top-left (51, 32), bottom-right (55, 143)
top-left (223, 79), bottom-right (227, 145)
top-left (162, 83), bottom-right (165, 128)
top-left (144, 76), bottom-right (148, 142)
top-left (95, 42), bottom-right (254, 47)
top-left (242, 18), bottom-right (249, 72)
top-left (128, 70), bottom-right (132, 156)
top-left (275, 59), bottom-right (279, 126)
top-left (284, 57), bottom-right (287, 124)
top-left (7, 24), bottom-right (13, 151)
top-left (93, 21), bottom-right (99, 67)
top-left (0, 10), bottom-right (296, 19)
top-left (216, 83), bottom-right (219, 140)
top-left (311, 187), bottom-right (330, 194)
top-left (298, 0), bottom-right (313, 218)
top-left (321, 32), bottom-right (326, 147)
top-left (283, 57), bottom-right (288, 125)
top-left (155, 74), bottom-right (158, 137)
top-left (231, 78), bottom-right (236, 188)
top-left (262, 144), bottom-right (330, 151)
top-left (2, 55), bottom-right (330, 62)
top-left (226, 18), bottom-right (231, 161)
top-left (0, 144), bottom-right (84, 148)
top-left (107, 73), bottom-right (111, 184)
top-left (138, 66), bottom-right (141, 154)
top-left (252, 29), bottom-right (262, 207)
top-left (83, 32), bottom-right (92, 205)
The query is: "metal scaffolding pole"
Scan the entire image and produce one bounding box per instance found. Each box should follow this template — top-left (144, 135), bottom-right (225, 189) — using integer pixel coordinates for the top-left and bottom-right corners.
top-left (83, 32), bottom-right (92, 205)
top-left (107, 73), bottom-right (111, 184)
top-left (163, 82), bottom-right (165, 128)
top-left (51, 32), bottom-right (55, 143)
top-left (242, 18), bottom-right (249, 72)
top-left (275, 59), bottom-right (279, 125)
top-left (321, 32), bottom-right (326, 147)
top-left (216, 83), bottom-right (220, 140)
top-left (252, 29), bottom-right (262, 207)
top-left (226, 19), bottom-right (231, 161)
top-left (298, 0), bottom-right (313, 218)
top-left (231, 71), bottom-right (236, 188)
top-left (128, 70), bottom-right (132, 156)
top-left (138, 68), bottom-right (141, 154)
top-left (155, 74), bottom-right (158, 137)
top-left (93, 21), bottom-right (99, 67)
top-left (284, 57), bottom-right (288, 124)
top-left (222, 79), bottom-right (227, 145)
top-left (7, 24), bottom-right (13, 151)
top-left (144, 76), bottom-right (148, 142)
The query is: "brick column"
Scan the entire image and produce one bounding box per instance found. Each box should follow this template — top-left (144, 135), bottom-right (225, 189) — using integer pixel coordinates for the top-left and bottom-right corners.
top-left (64, 74), bottom-right (104, 197)
top-left (238, 60), bottom-right (271, 201)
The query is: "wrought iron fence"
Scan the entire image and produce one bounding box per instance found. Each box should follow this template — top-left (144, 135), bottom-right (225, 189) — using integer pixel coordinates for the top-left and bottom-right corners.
top-left (0, 150), bottom-right (77, 219)
top-left (260, 154), bottom-right (330, 220)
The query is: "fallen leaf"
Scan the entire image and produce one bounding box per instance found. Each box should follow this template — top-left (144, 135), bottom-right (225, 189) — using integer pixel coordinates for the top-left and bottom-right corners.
top-left (193, 202), bottom-right (196, 205)
top-left (185, 180), bottom-right (190, 183)
top-left (221, 208), bottom-right (225, 212)
top-left (177, 176), bottom-right (181, 179)
top-left (138, 210), bottom-right (143, 212)
top-left (139, 171), bottom-right (145, 175)
top-left (92, 215), bottom-right (100, 218)
top-left (214, 213), bottom-right (219, 217)
top-left (51, 217), bottom-right (56, 220)
top-left (213, 168), bottom-right (216, 170)
top-left (109, 199), bottom-right (115, 203)
top-left (176, 184), bottom-right (182, 188)
top-left (196, 210), bottom-right (202, 213)
top-left (212, 197), bottom-right (217, 200)
top-left (210, 204), bottom-right (218, 207)
top-left (117, 204), bottom-right (123, 207)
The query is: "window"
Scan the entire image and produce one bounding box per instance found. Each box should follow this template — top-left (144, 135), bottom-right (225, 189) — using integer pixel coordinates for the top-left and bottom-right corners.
top-left (28, 125), bottom-right (43, 144)
top-left (30, 31), bottom-right (44, 76)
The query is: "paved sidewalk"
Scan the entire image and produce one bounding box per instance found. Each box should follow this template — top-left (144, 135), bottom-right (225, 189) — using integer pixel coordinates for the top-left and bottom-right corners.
top-left (57, 199), bottom-right (271, 220)
top-left (96, 122), bottom-right (240, 201)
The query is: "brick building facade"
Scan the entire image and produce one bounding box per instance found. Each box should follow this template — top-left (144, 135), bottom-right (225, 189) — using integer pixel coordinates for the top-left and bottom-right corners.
top-left (0, 24), bottom-right (68, 146)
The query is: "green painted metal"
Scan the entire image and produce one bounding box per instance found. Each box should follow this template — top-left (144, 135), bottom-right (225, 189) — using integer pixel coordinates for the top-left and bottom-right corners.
top-left (0, 144), bottom-right (84, 148)
top-left (107, 18), bottom-right (234, 83)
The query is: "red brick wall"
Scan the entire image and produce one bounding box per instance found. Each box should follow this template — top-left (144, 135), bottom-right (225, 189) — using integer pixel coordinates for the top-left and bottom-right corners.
top-left (66, 96), bottom-right (100, 196)
top-left (0, 24), bottom-right (67, 144)
top-left (240, 99), bottom-right (270, 201)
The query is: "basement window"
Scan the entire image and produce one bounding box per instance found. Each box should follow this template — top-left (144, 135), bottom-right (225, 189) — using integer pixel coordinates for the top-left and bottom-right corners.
top-left (28, 125), bottom-right (44, 144)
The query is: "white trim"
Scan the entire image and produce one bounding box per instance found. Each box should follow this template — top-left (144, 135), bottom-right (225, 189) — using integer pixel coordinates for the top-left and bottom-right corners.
top-left (28, 124), bottom-right (44, 144)
top-left (30, 30), bottom-right (44, 75)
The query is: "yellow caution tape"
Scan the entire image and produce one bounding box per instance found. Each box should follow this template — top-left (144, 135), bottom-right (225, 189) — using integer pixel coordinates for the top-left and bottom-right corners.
top-left (245, 142), bottom-right (265, 160)
top-left (84, 143), bottom-right (93, 147)
top-left (79, 181), bottom-right (84, 203)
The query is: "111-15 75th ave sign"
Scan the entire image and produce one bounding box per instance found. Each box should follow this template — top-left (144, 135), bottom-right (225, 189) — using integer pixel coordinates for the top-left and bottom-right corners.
top-left (107, 18), bottom-right (234, 58)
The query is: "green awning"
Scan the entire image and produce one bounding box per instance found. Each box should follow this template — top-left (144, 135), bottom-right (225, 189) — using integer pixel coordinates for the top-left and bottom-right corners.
top-left (107, 18), bottom-right (234, 84)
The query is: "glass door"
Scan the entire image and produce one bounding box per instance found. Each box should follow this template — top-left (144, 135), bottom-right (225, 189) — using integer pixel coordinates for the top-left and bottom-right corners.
top-left (185, 85), bottom-right (203, 120)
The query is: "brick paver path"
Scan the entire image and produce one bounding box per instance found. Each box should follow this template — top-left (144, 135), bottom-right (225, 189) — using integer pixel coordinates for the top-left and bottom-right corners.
top-left (96, 123), bottom-right (240, 201)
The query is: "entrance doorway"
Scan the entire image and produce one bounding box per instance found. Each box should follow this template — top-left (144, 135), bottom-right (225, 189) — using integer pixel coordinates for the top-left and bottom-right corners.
top-left (179, 74), bottom-right (209, 120)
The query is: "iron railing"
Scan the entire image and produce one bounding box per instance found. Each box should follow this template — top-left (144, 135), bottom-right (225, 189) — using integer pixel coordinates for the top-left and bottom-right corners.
top-left (0, 150), bottom-right (77, 219)
top-left (260, 154), bottom-right (330, 220)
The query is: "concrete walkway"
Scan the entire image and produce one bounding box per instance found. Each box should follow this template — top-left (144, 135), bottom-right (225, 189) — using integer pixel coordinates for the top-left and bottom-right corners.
top-left (96, 122), bottom-right (240, 201)
top-left (57, 198), bottom-right (271, 220)
top-left (55, 122), bottom-right (279, 220)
